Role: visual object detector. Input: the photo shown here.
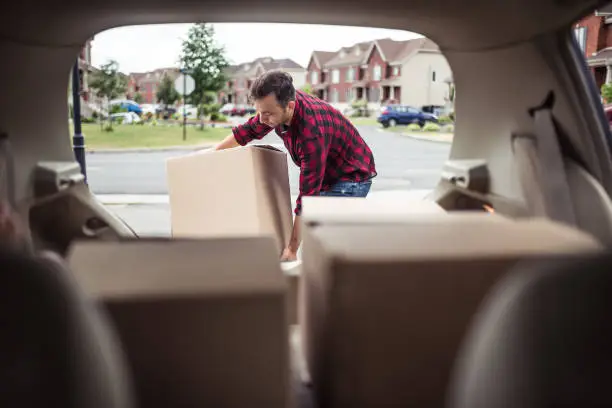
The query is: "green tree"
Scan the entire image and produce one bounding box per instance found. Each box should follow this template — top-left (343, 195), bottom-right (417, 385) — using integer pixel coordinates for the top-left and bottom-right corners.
top-left (602, 83), bottom-right (612, 104)
top-left (133, 92), bottom-right (144, 104)
top-left (156, 75), bottom-right (180, 108)
top-left (89, 60), bottom-right (127, 131)
top-left (179, 23), bottom-right (229, 109)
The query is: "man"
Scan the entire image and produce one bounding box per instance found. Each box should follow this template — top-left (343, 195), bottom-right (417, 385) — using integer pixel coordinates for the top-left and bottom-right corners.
top-left (214, 70), bottom-right (377, 261)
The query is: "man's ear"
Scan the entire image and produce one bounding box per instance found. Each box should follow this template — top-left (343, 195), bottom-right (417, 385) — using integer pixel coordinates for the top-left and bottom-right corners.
top-left (287, 100), bottom-right (296, 111)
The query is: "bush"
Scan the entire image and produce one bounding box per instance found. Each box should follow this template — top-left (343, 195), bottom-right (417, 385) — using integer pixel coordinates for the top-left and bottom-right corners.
top-left (350, 99), bottom-right (370, 117)
top-left (210, 112), bottom-right (227, 122)
top-left (423, 122), bottom-right (441, 132)
top-left (81, 116), bottom-right (96, 124)
top-left (444, 124), bottom-right (455, 133)
top-left (438, 115), bottom-right (454, 125)
top-left (104, 124), bottom-right (114, 132)
top-left (602, 83), bottom-right (612, 103)
top-left (406, 123), bottom-right (422, 131)
top-left (110, 105), bottom-right (127, 114)
top-left (151, 119), bottom-right (158, 126)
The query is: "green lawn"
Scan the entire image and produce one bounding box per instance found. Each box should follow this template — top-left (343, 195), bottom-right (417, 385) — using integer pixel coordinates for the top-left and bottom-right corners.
top-left (349, 117), bottom-right (380, 126)
top-left (72, 123), bottom-right (230, 150)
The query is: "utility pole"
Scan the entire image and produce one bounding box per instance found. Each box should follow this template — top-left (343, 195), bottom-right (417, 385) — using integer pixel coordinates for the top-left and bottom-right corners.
top-left (72, 60), bottom-right (87, 184)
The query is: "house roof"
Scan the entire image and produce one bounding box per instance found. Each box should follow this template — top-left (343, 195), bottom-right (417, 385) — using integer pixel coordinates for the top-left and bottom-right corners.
top-left (322, 37), bottom-right (441, 68)
top-left (310, 50), bottom-right (337, 68)
top-left (228, 57), bottom-right (305, 78)
top-left (389, 37), bottom-right (440, 64)
top-left (325, 40), bottom-right (374, 67)
top-left (588, 47), bottom-right (612, 65)
top-left (128, 67), bottom-right (179, 85)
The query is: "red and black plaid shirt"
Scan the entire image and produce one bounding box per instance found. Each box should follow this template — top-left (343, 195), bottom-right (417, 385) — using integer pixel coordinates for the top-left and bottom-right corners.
top-left (232, 90), bottom-right (377, 215)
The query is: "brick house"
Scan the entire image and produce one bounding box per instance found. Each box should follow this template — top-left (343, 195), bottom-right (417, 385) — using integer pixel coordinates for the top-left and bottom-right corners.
top-left (127, 67), bottom-right (180, 104)
top-left (574, 4), bottom-right (612, 90)
top-left (306, 51), bottom-right (336, 101)
top-left (306, 37), bottom-right (451, 112)
top-left (219, 57), bottom-right (306, 105)
top-left (77, 38), bottom-right (94, 102)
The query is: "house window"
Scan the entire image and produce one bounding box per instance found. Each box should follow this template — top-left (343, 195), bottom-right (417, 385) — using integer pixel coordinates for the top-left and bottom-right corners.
top-left (330, 89), bottom-right (339, 103)
top-left (392, 66), bottom-right (399, 76)
top-left (311, 71), bottom-right (318, 85)
top-left (345, 88), bottom-right (353, 102)
top-left (432, 70), bottom-right (437, 82)
top-left (332, 69), bottom-right (340, 84)
top-left (346, 68), bottom-right (355, 82)
top-left (373, 65), bottom-right (382, 81)
top-left (574, 26), bottom-right (587, 53)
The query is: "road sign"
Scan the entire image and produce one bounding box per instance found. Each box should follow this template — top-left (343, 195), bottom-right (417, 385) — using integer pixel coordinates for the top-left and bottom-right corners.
top-left (174, 74), bottom-right (195, 95)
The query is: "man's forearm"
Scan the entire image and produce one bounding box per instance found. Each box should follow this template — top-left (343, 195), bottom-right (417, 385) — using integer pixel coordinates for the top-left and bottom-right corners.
top-left (288, 215), bottom-right (302, 252)
top-left (214, 133), bottom-right (240, 150)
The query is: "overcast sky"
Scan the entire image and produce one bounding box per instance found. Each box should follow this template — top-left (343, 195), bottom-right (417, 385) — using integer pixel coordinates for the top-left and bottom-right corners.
top-left (91, 23), bottom-right (422, 74)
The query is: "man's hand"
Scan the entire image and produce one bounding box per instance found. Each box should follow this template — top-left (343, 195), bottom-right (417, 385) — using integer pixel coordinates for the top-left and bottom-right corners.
top-left (280, 215), bottom-right (301, 262)
top-left (280, 246), bottom-right (298, 262)
top-left (214, 134), bottom-right (240, 151)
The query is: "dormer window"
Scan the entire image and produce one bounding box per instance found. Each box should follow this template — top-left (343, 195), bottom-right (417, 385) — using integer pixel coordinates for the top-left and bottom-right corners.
top-left (355, 48), bottom-right (361, 56)
top-left (339, 50), bottom-right (346, 58)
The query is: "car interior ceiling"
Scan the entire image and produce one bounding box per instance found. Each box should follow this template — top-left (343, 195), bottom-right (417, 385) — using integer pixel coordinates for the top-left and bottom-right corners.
top-left (1, 0), bottom-right (612, 407)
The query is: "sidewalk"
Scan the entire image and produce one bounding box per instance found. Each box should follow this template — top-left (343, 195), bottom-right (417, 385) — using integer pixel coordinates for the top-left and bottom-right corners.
top-left (88, 143), bottom-right (215, 154)
top-left (401, 131), bottom-right (453, 144)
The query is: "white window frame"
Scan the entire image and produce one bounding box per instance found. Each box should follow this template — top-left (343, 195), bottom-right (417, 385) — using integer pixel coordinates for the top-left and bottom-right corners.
top-left (331, 89), bottom-right (339, 103)
top-left (346, 67), bottom-right (355, 82)
top-left (310, 71), bottom-right (318, 85)
top-left (392, 66), bottom-right (399, 76)
top-left (373, 65), bottom-right (382, 81)
top-left (331, 69), bottom-right (340, 84)
top-left (574, 26), bottom-right (587, 54)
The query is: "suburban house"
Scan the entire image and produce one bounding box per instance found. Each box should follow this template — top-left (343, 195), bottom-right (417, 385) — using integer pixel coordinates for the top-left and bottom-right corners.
top-left (126, 67), bottom-right (180, 104)
top-left (219, 57), bottom-right (306, 105)
top-left (574, 4), bottom-right (612, 89)
top-left (306, 37), bottom-right (452, 113)
top-left (77, 38), bottom-right (95, 103)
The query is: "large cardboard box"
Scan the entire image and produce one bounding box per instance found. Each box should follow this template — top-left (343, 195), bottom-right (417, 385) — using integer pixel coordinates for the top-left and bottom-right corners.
top-left (68, 236), bottom-right (291, 408)
top-left (166, 145), bottom-right (293, 253)
top-left (291, 196), bottom-right (449, 378)
top-left (300, 215), bottom-right (602, 408)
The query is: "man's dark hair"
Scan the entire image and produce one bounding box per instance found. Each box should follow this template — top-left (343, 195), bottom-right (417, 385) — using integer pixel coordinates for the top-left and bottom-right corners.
top-left (249, 70), bottom-right (296, 108)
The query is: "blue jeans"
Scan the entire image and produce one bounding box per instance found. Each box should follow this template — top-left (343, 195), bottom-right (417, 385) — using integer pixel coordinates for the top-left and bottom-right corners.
top-left (319, 180), bottom-right (372, 197)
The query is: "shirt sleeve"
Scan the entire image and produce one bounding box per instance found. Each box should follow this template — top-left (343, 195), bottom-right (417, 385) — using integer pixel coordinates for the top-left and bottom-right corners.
top-left (232, 114), bottom-right (273, 146)
top-left (294, 125), bottom-right (330, 215)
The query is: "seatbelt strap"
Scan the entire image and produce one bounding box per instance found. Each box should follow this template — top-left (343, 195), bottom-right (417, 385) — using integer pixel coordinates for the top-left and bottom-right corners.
top-left (0, 132), bottom-right (15, 209)
top-left (513, 92), bottom-right (577, 225)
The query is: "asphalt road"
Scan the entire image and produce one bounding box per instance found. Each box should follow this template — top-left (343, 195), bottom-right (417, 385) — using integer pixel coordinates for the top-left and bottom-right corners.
top-left (86, 125), bottom-right (450, 196)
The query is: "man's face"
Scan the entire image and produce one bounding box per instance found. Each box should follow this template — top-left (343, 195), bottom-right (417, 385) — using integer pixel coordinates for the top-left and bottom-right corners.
top-left (255, 94), bottom-right (294, 128)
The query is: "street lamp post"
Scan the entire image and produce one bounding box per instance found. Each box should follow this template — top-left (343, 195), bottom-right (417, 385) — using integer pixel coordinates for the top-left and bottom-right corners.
top-left (182, 69), bottom-right (187, 141)
top-left (72, 60), bottom-right (87, 183)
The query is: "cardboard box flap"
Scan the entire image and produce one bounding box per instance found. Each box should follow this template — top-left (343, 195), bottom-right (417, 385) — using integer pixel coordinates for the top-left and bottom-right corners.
top-left (311, 215), bottom-right (602, 261)
top-left (251, 144), bottom-right (285, 153)
top-left (68, 237), bottom-right (285, 300)
top-left (302, 196), bottom-right (445, 224)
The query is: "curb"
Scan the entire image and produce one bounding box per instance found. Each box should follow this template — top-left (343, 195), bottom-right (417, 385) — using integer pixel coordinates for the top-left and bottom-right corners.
top-left (88, 144), bottom-right (215, 154)
top-left (400, 132), bottom-right (453, 144)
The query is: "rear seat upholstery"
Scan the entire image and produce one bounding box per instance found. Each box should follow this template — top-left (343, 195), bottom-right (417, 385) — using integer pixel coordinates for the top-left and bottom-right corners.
top-left (298, 213), bottom-right (602, 408)
top-left (448, 253), bottom-right (612, 408)
top-left (0, 248), bottom-right (134, 408)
